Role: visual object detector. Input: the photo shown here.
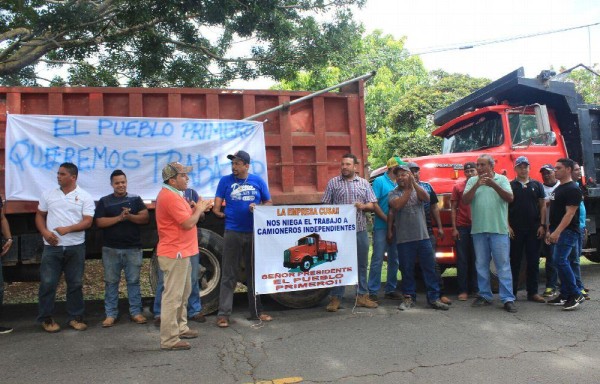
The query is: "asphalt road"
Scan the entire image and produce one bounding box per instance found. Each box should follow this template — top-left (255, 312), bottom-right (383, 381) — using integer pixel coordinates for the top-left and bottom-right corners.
top-left (2, 264), bottom-right (600, 384)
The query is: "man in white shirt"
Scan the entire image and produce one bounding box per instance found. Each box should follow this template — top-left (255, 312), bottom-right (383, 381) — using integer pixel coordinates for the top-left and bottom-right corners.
top-left (35, 162), bottom-right (95, 333)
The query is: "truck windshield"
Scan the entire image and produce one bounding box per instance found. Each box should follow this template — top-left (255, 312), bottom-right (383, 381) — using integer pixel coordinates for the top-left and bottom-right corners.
top-left (508, 113), bottom-right (555, 146)
top-left (297, 237), bottom-right (314, 245)
top-left (441, 112), bottom-right (504, 154)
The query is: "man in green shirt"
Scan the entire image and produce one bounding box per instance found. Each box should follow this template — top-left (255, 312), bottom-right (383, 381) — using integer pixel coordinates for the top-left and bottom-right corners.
top-left (463, 154), bottom-right (517, 313)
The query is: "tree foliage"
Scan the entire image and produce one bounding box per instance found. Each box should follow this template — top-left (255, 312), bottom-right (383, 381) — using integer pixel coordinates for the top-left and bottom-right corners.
top-left (561, 64), bottom-right (600, 104)
top-left (0, 0), bottom-right (364, 87)
top-left (275, 31), bottom-right (492, 170)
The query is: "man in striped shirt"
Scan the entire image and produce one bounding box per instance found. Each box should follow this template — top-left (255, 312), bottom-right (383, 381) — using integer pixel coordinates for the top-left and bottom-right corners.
top-left (322, 153), bottom-right (378, 312)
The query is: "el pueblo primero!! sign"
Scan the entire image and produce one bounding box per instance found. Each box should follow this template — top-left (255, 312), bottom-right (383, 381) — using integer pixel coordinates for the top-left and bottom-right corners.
top-left (5, 114), bottom-right (267, 201)
top-left (253, 205), bottom-right (358, 295)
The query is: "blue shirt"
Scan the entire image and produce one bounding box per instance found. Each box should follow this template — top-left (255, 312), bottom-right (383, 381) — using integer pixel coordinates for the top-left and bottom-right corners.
top-left (580, 201), bottom-right (586, 230)
top-left (215, 174), bottom-right (271, 233)
top-left (372, 172), bottom-right (396, 230)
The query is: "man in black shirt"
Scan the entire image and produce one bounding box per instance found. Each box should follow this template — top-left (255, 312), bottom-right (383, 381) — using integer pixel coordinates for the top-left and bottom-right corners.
top-left (95, 170), bottom-right (150, 326)
top-left (546, 158), bottom-right (584, 310)
top-left (508, 156), bottom-right (546, 302)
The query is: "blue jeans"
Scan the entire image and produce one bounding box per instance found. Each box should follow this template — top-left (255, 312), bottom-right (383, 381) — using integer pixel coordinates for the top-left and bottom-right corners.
top-left (102, 247), bottom-right (143, 318)
top-left (455, 226), bottom-right (478, 294)
top-left (568, 230), bottom-right (585, 291)
top-left (37, 244), bottom-right (86, 322)
top-left (330, 230), bottom-right (369, 298)
top-left (154, 253), bottom-right (201, 317)
top-left (472, 233), bottom-right (515, 303)
top-left (552, 229), bottom-right (581, 297)
top-left (368, 229), bottom-right (399, 294)
top-left (397, 239), bottom-right (440, 303)
top-left (542, 241), bottom-right (558, 289)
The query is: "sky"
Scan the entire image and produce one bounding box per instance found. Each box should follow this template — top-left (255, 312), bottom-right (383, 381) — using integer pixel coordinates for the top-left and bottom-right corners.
top-left (233, 0), bottom-right (600, 87)
top-left (358, 0), bottom-right (600, 80)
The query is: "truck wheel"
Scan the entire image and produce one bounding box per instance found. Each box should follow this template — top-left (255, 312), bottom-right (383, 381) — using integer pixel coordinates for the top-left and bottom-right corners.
top-left (150, 228), bottom-right (224, 315)
top-left (584, 234), bottom-right (600, 263)
top-left (269, 288), bottom-right (331, 309)
top-left (300, 257), bottom-right (313, 272)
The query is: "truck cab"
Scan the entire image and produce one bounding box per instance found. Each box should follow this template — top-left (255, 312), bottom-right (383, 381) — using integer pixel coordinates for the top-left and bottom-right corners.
top-left (374, 67), bottom-right (600, 266)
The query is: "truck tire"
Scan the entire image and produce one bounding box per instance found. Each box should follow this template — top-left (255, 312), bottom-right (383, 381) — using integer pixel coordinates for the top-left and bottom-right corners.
top-left (150, 228), bottom-right (224, 315)
top-left (269, 288), bottom-right (331, 309)
top-left (300, 257), bottom-right (313, 272)
top-left (584, 233), bottom-right (600, 263)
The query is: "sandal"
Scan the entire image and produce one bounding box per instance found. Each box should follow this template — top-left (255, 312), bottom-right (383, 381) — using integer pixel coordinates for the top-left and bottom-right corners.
top-left (258, 313), bottom-right (273, 322)
top-left (216, 316), bottom-right (229, 328)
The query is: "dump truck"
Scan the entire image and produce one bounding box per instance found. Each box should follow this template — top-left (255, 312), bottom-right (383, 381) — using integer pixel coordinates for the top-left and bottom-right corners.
top-left (0, 72), bottom-right (373, 313)
top-left (371, 67), bottom-right (600, 269)
top-left (283, 233), bottom-right (338, 272)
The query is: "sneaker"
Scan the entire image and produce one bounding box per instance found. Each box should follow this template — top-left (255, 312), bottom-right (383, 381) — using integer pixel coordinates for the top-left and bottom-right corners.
top-left (547, 296), bottom-right (566, 306)
top-left (430, 299), bottom-right (450, 311)
top-left (42, 318), bottom-right (60, 333)
top-left (563, 295), bottom-right (584, 311)
top-left (384, 291), bottom-right (403, 300)
top-left (0, 326), bottom-right (13, 334)
top-left (131, 314), bottom-right (147, 324)
top-left (503, 301), bottom-right (518, 313)
top-left (581, 289), bottom-right (590, 300)
top-left (542, 288), bottom-right (556, 297)
top-left (398, 296), bottom-right (414, 311)
top-left (153, 316), bottom-right (161, 327)
top-left (68, 317), bottom-right (87, 331)
top-left (356, 294), bottom-right (378, 308)
top-left (575, 294), bottom-right (586, 304)
top-left (326, 297), bottom-right (341, 312)
top-left (471, 297), bottom-right (492, 307)
top-left (102, 317), bottom-right (116, 328)
top-left (368, 294), bottom-right (380, 303)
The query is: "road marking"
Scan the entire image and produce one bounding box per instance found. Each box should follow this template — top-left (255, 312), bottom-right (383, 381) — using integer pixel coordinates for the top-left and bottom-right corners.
top-left (245, 377), bottom-right (304, 384)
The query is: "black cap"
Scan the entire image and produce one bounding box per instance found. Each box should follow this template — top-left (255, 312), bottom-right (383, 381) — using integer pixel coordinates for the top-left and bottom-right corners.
top-left (464, 162), bottom-right (476, 170)
top-left (227, 150), bottom-right (250, 164)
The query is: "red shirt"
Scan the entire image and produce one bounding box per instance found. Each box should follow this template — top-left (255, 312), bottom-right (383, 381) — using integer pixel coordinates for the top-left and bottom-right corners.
top-left (451, 179), bottom-right (472, 227)
top-left (156, 187), bottom-right (198, 258)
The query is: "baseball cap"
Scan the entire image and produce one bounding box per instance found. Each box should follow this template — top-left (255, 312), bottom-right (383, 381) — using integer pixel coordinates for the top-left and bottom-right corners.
top-left (227, 150), bottom-right (251, 164)
top-left (386, 156), bottom-right (406, 169)
top-left (515, 156), bottom-right (530, 167)
top-left (162, 162), bottom-right (192, 181)
top-left (393, 164), bottom-right (411, 173)
top-left (464, 162), bottom-right (476, 170)
top-left (406, 162), bottom-right (420, 170)
top-left (540, 164), bottom-right (555, 172)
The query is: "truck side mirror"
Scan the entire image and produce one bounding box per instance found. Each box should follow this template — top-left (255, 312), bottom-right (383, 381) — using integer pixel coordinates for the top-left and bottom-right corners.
top-left (534, 104), bottom-right (551, 134)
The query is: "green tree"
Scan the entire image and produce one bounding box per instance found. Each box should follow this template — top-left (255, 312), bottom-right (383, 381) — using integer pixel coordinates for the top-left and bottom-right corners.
top-left (275, 30), bottom-right (429, 135)
top-left (0, 0), bottom-right (364, 87)
top-left (561, 64), bottom-right (600, 104)
top-left (364, 70), bottom-right (490, 168)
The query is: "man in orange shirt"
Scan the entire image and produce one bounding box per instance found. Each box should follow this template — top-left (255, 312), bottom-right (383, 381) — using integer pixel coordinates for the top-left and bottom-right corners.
top-left (156, 162), bottom-right (212, 351)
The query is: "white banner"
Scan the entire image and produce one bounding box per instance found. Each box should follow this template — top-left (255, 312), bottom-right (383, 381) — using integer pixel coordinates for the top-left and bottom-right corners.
top-left (6, 114), bottom-right (267, 201)
top-left (253, 205), bottom-right (358, 295)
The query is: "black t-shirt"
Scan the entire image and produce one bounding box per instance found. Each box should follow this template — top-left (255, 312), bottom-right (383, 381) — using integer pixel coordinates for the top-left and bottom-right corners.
top-left (509, 179), bottom-right (545, 230)
top-left (549, 181), bottom-right (582, 232)
top-left (94, 193), bottom-right (147, 248)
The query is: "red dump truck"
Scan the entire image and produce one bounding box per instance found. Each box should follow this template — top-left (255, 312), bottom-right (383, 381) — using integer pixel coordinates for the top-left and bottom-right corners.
top-left (0, 73), bottom-right (372, 313)
top-left (283, 233), bottom-right (338, 272)
top-left (371, 67), bottom-right (600, 270)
